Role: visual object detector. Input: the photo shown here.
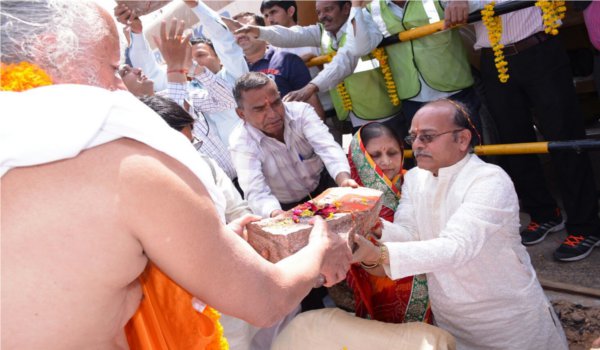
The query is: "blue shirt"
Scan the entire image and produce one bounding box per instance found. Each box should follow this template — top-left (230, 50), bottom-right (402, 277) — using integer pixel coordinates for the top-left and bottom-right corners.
top-left (248, 47), bottom-right (311, 97)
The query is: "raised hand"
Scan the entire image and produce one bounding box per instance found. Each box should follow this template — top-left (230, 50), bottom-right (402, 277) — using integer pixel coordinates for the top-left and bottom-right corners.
top-left (153, 18), bottom-right (192, 72)
top-left (114, 3), bottom-right (143, 34)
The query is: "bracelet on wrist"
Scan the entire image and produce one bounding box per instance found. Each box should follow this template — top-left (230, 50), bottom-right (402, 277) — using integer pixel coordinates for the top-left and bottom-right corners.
top-left (167, 68), bottom-right (188, 74)
top-left (360, 261), bottom-right (379, 269)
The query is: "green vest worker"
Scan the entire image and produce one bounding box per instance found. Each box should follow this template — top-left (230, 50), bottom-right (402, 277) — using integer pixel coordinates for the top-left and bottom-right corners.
top-left (353, 0), bottom-right (482, 142)
top-left (320, 23), bottom-right (402, 122)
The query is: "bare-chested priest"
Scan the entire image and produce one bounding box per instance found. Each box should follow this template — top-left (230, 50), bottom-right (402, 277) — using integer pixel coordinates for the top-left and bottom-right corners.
top-left (0, 1), bottom-right (352, 349)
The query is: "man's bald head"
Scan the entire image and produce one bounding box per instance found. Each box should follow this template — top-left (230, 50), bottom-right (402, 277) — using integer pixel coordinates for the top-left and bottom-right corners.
top-left (1, 0), bottom-right (125, 90)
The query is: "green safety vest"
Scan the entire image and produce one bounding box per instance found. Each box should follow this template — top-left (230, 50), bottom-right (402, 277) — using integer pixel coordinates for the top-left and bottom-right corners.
top-left (368, 0), bottom-right (473, 99)
top-left (320, 24), bottom-right (401, 121)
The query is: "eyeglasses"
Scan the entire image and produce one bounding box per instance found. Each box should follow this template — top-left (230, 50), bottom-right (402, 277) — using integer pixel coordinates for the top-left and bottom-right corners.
top-left (404, 129), bottom-right (465, 145)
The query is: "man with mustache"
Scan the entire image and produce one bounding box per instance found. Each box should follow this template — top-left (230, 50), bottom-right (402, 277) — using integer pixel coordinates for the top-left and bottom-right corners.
top-left (352, 99), bottom-right (568, 350)
top-left (234, 0), bottom-right (403, 132)
top-left (231, 72), bottom-right (357, 220)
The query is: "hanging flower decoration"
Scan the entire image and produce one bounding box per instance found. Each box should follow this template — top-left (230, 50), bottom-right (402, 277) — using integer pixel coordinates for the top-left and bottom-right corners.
top-left (0, 62), bottom-right (53, 91)
top-left (203, 306), bottom-right (229, 350)
top-left (371, 48), bottom-right (400, 106)
top-left (535, 0), bottom-right (566, 35)
top-left (481, 2), bottom-right (509, 83)
top-left (337, 82), bottom-right (353, 111)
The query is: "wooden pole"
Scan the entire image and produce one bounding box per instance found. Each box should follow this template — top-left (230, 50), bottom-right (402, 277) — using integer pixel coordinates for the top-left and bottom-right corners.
top-left (403, 140), bottom-right (600, 158)
top-left (307, 1), bottom-right (536, 67)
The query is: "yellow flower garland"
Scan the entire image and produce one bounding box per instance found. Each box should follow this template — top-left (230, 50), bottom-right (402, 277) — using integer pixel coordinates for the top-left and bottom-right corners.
top-left (481, 0), bottom-right (567, 83)
top-left (1, 62), bottom-right (230, 350)
top-left (481, 2), bottom-right (509, 83)
top-left (535, 0), bottom-right (566, 35)
top-left (337, 82), bottom-right (353, 111)
top-left (371, 48), bottom-right (400, 106)
top-left (1, 62), bottom-right (53, 91)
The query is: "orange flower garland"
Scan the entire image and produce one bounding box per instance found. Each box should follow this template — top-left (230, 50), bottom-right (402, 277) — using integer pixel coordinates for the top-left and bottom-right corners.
top-left (337, 82), bottom-right (353, 111)
top-left (481, 2), bottom-right (509, 83)
top-left (1, 62), bottom-right (53, 91)
top-left (203, 306), bottom-right (229, 350)
top-left (371, 48), bottom-right (400, 106)
top-left (535, 0), bottom-right (566, 35)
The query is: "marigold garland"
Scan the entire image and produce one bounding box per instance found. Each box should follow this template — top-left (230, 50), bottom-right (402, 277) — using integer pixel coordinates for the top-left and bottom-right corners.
top-left (203, 306), bottom-right (229, 350)
top-left (337, 82), bottom-right (353, 111)
top-left (481, 2), bottom-right (509, 83)
top-left (0, 62), bottom-right (231, 350)
top-left (371, 48), bottom-right (400, 106)
top-left (535, 0), bottom-right (566, 35)
top-left (1, 62), bottom-right (53, 91)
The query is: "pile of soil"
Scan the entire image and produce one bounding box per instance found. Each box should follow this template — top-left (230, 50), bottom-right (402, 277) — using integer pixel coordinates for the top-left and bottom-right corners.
top-left (552, 300), bottom-right (600, 350)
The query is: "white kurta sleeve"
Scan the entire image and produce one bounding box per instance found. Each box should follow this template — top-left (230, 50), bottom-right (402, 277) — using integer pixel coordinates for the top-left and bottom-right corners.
top-left (191, 1), bottom-right (249, 80)
top-left (129, 33), bottom-right (168, 92)
top-left (345, 6), bottom-right (384, 57)
top-left (258, 24), bottom-right (322, 49)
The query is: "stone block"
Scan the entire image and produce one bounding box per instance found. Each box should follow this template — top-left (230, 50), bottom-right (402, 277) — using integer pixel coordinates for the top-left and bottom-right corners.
top-left (247, 187), bottom-right (383, 263)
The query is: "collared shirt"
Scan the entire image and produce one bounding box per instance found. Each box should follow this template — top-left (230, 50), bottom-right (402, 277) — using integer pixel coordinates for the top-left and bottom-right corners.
top-left (189, 2), bottom-right (248, 149)
top-left (471, 1), bottom-right (544, 49)
top-left (229, 102), bottom-right (350, 217)
top-left (155, 71), bottom-right (238, 180)
top-left (248, 46), bottom-right (312, 97)
top-left (380, 154), bottom-right (567, 350)
top-left (128, 1), bottom-right (248, 150)
top-left (163, 70), bottom-right (235, 113)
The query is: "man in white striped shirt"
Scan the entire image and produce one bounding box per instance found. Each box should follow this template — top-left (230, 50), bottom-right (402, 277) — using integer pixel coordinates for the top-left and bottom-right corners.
top-left (230, 72), bottom-right (358, 219)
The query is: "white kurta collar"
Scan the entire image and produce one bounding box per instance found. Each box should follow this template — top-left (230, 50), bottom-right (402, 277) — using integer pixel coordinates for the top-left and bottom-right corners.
top-left (436, 153), bottom-right (472, 179)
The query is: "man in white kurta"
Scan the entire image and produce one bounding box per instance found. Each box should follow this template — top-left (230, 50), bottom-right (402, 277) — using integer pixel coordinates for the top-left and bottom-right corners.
top-left (353, 99), bottom-right (567, 350)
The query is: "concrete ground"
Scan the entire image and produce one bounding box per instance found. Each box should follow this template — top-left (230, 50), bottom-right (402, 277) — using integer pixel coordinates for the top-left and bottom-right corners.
top-left (523, 214), bottom-right (600, 292)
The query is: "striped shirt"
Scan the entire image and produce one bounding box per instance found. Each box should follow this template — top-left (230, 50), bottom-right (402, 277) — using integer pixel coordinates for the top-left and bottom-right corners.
top-left (161, 71), bottom-right (238, 179)
top-left (471, 1), bottom-right (544, 49)
top-left (229, 102), bottom-right (350, 218)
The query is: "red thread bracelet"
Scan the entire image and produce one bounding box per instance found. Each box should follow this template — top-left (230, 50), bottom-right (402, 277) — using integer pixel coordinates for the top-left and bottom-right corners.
top-left (167, 69), bottom-right (188, 74)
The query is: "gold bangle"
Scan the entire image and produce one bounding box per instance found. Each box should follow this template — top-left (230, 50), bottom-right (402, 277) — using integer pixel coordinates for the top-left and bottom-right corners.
top-left (360, 261), bottom-right (379, 269)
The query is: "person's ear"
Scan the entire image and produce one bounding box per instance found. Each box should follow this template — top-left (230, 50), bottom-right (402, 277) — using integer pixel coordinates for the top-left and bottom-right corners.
top-left (235, 107), bottom-right (245, 120)
top-left (458, 129), bottom-right (471, 152)
top-left (287, 6), bottom-right (296, 19)
top-left (343, 2), bottom-right (352, 15)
